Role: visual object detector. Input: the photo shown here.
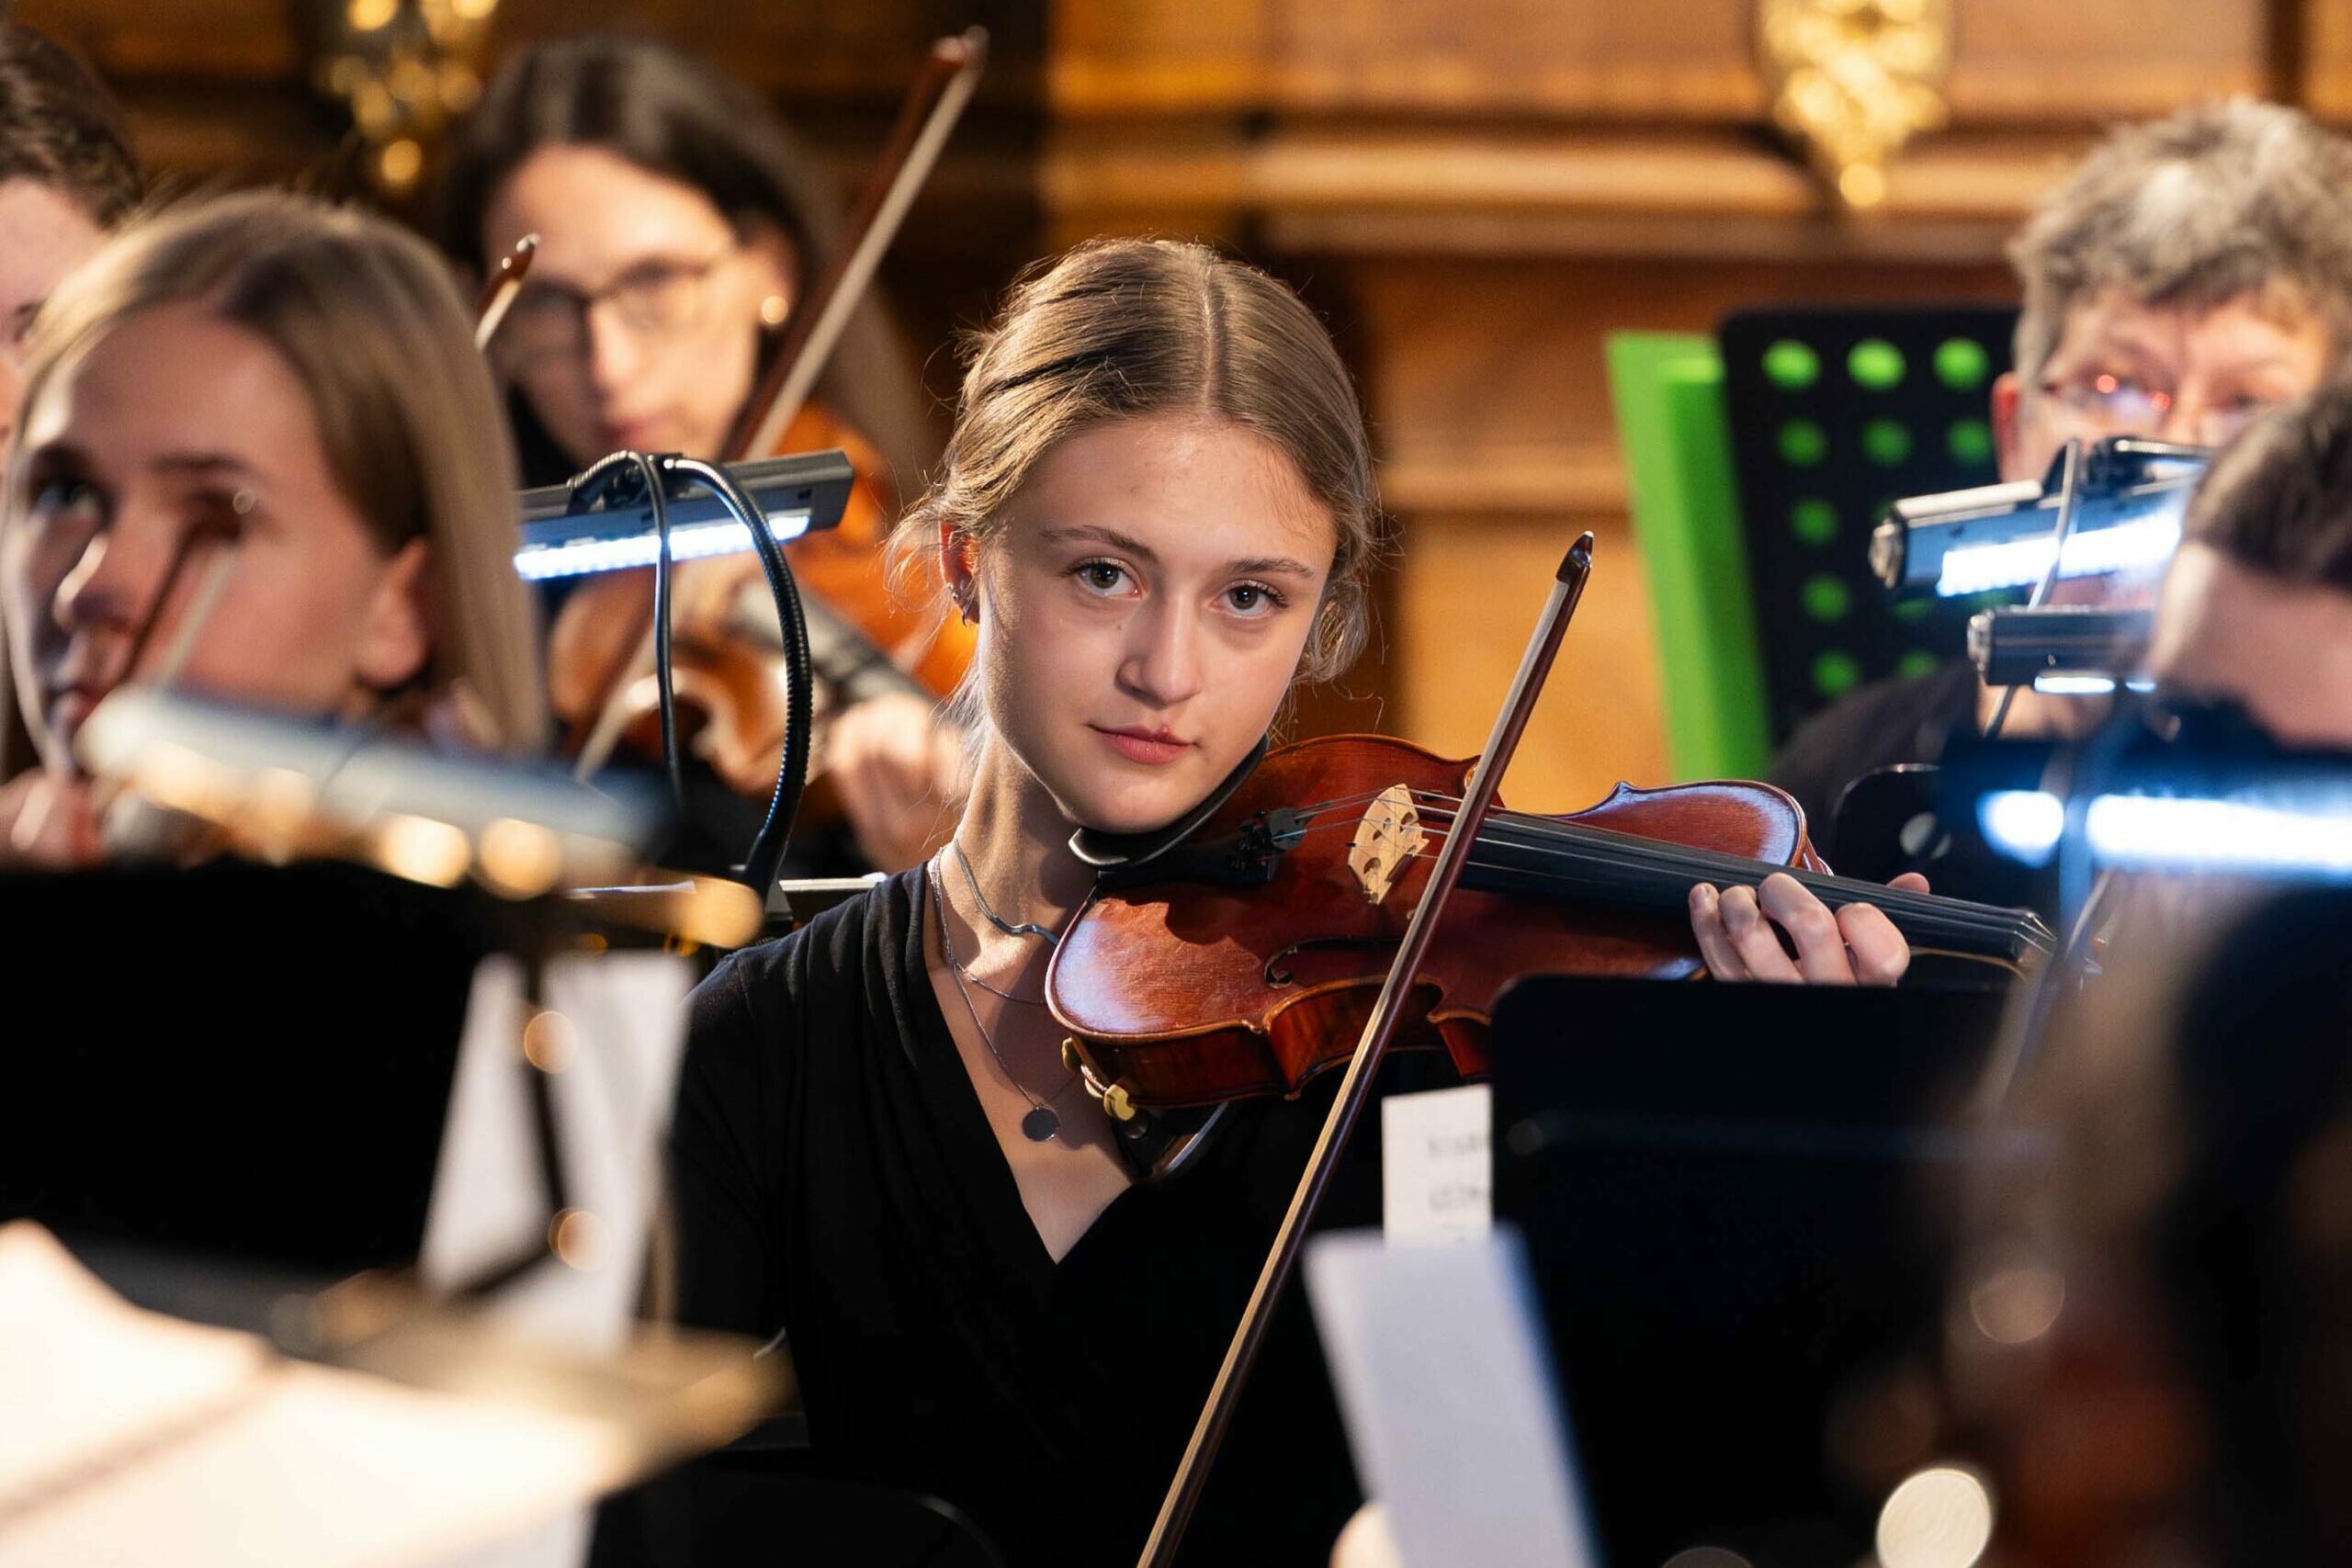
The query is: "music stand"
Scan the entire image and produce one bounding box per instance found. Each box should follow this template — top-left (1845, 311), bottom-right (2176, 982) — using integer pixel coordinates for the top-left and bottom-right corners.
top-left (0, 859), bottom-right (781, 1568)
top-left (1488, 974), bottom-right (2025, 1568)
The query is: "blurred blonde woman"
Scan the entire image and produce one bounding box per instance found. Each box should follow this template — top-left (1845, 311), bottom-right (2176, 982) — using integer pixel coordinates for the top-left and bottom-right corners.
top-left (0, 189), bottom-right (548, 865)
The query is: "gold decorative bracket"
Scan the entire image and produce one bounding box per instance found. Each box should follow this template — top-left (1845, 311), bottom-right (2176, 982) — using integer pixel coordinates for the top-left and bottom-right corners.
top-left (310, 0), bottom-right (501, 198)
top-left (1756, 0), bottom-right (1954, 209)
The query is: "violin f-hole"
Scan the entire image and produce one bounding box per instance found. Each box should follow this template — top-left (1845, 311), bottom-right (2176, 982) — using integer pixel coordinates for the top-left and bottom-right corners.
top-left (1263, 934), bottom-right (1398, 987)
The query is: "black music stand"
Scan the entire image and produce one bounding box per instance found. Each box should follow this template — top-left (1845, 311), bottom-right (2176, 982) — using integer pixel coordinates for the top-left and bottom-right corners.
top-left (0, 855), bottom-right (1004, 1568)
top-left (1488, 974), bottom-right (2024, 1568)
top-left (0, 860), bottom-right (503, 1291)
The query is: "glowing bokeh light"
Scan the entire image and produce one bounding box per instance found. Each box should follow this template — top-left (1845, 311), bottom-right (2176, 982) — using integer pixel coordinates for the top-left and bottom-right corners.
top-left (1877, 1466), bottom-right (1994, 1568)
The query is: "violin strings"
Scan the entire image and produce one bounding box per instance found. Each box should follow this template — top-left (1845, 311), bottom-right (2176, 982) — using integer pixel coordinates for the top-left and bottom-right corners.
top-left (1273, 783), bottom-right (1442, 823)
top-left (1219, 775), bottom-right (2041, 955)
top-left (1377, 836), bottom-right (2032, 955)
top-left (1402, 829), bottom-right (2018, 936)
top-left (1272, 793), bottom-right (2035, 952)
top-left (1477, 813), bottom-right (2030, 941)
top-left (1400, 792), bottom-right (1990, 916)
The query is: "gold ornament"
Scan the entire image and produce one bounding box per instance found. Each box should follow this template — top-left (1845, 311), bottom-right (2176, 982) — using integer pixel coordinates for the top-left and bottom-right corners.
top-left (311, 0), bottom-right (501, 198)
top-left (1755, 0), bottom-right (1953, 209)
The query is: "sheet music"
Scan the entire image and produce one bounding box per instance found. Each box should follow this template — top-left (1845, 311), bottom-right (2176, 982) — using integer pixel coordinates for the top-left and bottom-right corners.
top-left (0, 1224), bottom-right (624, 1568)
top-left (416, 952), bottom-right (694, 1568)
top-left (419, 952), bottom-right (693, 1348)
top-left (1306, 1227), bottom-right (1600, 1568)
top-left (0, 948), bottom-right (701, 1568)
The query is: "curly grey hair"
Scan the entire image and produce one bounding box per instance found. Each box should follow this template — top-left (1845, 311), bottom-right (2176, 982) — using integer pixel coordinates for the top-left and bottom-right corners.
top-left (2010, 100), bottom-right (2352, 383)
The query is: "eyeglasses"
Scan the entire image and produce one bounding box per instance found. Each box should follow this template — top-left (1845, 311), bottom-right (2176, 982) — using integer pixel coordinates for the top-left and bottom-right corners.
top-left (495, 247), bottom-right (738, 368)
top-left (2039, 371), bottom-right (2275, 449)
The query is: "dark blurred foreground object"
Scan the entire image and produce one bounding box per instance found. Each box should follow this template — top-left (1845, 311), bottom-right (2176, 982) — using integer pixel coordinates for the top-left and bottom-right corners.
top-left (0, 857), bottom-right (788, 1567)
top-left (587, 1444), bottom-right (1005, 1568)
top-left (1958, 885), bottom-right (2352, 1568)
top-left (1492, 974), bottom-right (2020, 1568)
top-left (0, 852), bottom-right (997, 1567)
top-left (1, 860), bottom-right (506, 1279)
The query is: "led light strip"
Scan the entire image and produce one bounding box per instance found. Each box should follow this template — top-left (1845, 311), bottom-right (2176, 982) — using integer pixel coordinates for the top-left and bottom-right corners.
top-left (1981, 787), bottom-right (2352, 877)
top-left (1933, 513), bottom-right (2184, 599)
top-left (512, 512), bottom-right (814, 582)
top-left (2028, 674), bottom-right (2157, 697)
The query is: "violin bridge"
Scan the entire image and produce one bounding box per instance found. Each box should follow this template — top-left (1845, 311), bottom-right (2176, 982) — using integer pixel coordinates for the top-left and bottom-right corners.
top-left (1349, 784), bottom-right (1426, 906)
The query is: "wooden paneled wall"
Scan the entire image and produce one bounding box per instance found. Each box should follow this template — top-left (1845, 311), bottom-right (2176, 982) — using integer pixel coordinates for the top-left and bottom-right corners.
top-left (22, 0), bottom-right (2352, 806)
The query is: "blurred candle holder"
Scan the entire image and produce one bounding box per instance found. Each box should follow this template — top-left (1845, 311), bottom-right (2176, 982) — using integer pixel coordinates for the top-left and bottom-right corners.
top-left (308, 0), bottom-right (500, 199)
top-left (1755, 0), bottom-right (1954, 209)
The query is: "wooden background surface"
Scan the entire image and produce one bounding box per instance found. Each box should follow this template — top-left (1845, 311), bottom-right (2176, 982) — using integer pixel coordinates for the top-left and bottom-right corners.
top-left (24, 0), bottom-right (2349, 810)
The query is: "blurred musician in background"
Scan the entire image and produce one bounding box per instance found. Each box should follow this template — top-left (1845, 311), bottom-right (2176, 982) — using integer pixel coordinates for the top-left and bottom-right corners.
top-left (0, 191), bottom-right (548, 866)
top-left (1959, 369), bottom-right (2352, 1539)
top-left (0, 22), bottom-right (141, 455)
top-left (2142, 375), bottom-right (2352, 743)
top-left (442, 35), bottom-right (970, 874)
top-left (1770, 101), bottom-right (2352, 837)
top-left (1960, 896), bottom-right (2352, 1568)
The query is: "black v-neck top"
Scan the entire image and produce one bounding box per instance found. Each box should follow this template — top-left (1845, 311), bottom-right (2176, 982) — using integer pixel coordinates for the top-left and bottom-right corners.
top-left (672, 867), bottom-right (1386, 1567)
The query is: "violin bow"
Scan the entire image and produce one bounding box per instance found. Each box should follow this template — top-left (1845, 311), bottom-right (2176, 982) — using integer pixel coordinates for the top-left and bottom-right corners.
top-left (1134, 533), bottom-right (1598, 1568)
top-left (727, 28), bottom-right (987, 462)
top-left (473, 232), bottom-right (537, 352)
top-left (568, 28), bottom-right (988, 778)
top-left (61, 519), bottom-right (241, 852)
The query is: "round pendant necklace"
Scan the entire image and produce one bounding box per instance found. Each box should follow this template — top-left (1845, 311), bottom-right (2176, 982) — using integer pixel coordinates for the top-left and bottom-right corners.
top-left (929, 860), bottom-right (1073, 1143)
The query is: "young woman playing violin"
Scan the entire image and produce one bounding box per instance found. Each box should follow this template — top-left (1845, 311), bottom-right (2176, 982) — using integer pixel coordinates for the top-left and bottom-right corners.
top-left (443, 35), bottom-right (969, 873)
top-left (671, 238), bottom-right (1920, 1568)
top-left (0, 191), bottom-right (547, 867)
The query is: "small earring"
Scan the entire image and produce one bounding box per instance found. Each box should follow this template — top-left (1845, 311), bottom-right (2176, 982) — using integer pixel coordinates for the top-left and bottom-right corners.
top-left (759, 295), bottom-right (789, 328)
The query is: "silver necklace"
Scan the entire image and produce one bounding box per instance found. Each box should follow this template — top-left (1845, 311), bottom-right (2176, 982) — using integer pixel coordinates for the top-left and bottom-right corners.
top-left (929, 861), bottom-right (1074, 1143)
top-left (936, 848), bottom-right (1053, 1004)
top-left (954, 956), bottom-right (1046, 1006)
top-left (952, 840), bottom-right (1060, 945)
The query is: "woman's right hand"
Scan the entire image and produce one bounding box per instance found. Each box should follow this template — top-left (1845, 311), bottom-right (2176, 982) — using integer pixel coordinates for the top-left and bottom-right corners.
top-left (0, 770), bottom-right (103, 869)
top-left (824, 692), bottom-right (970, 874)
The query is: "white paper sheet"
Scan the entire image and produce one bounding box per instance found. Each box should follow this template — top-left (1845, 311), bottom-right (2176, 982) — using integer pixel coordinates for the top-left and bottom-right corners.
top-left (1381, 1083), bottom-right (1493, 1241)
top-left (1305, 1227), bottom-right (1600, 1568)
top-left (0, 1224), bottom-right (625, 1568)
top-left (415, 952), bottom-right (693, 1568)
top-left (419, 952), bottom-right (692, 1348)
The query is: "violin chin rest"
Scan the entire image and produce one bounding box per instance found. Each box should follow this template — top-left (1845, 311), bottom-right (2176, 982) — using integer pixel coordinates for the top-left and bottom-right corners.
top-left (1068, 735), bottom-right (1269, 874)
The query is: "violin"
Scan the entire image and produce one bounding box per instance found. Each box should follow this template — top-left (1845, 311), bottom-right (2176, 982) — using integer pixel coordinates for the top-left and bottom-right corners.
top-left (1046, 536), bottom-right (2055, 1568)
top-left (1047, 731), bottom-right (2052, 1116)
top-left (544, 33), bottom-right (988, 805)
top-left (544, 406), bottom-right (969, 798)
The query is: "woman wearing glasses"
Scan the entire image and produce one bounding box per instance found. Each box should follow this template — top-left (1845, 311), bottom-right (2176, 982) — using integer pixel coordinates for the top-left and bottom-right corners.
top-left (1766, 102), bottom-right (2352, 855)
top-left (443, 35), bottom-right (968, 873)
